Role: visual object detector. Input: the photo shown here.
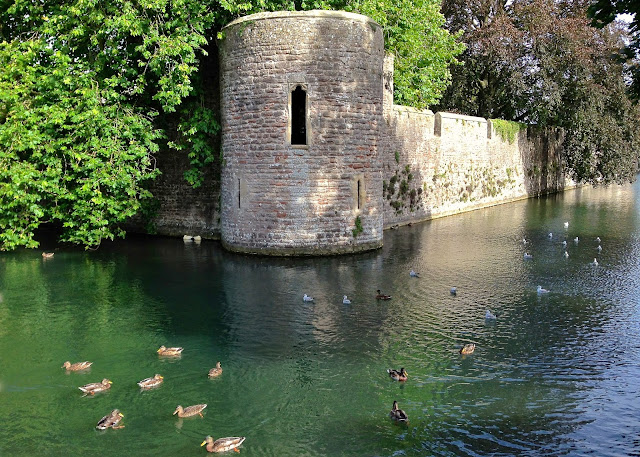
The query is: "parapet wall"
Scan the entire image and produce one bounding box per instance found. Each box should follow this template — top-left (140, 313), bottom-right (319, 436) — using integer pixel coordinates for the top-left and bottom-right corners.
top-left (381, 59), bottom-right (573, 228)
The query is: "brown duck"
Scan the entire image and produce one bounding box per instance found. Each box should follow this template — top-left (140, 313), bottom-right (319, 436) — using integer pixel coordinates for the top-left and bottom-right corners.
top-left (173, 404), bottom-right (207, 418)
top-left (62, 361), bottom-right (92, 371)
top-left (208, 362), bottom-right (223, 378)
top-left (201, 435), bottom-right (246, 453)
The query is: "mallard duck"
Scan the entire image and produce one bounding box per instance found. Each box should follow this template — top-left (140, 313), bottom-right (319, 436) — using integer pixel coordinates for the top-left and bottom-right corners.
top-left (173, 404), bottom-right (207, 418)
top-left (389, 400), bottom-right (408, 422)
top-left (79, 378), bottom-right (112, 395)
top-left (42, 252), bottom-right (54, 259)
top-left (157, 345), bottom-right (183, 356)
top-left (387, 368), bottom-right (408, 382)
top-left (96, 409), bottom-right (124, 430)
top-left (138, 374), bottom-right (163, 389)
top-left (460, 343), bottom-right (476, 355)
top-left (201, 435), bottom-right (246, 453)
top-left (208, 362), bottom-right (223, 378)
top-left (376, 290), bottom-right (391, 300)
top-left (62, 361), bottom-right (92, 371)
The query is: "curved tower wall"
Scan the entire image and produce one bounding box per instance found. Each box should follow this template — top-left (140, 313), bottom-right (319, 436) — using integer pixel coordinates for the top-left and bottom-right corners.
top-left (219, 10), bottom-right (384, 255)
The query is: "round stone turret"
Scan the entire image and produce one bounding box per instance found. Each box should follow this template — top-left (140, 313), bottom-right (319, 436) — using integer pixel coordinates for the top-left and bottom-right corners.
top-left (219, 10), bottom-right (384, 255)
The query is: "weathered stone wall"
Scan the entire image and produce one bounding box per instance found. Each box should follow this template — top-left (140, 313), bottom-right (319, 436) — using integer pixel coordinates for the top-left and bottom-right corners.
top-left (219, 11), bottom-right (384, 255)
top-left (381, 57), bottom-right (573, 228)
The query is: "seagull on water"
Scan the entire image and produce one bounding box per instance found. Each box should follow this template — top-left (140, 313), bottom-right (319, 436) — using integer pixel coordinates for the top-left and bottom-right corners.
top-left (485, 310), bottom-right (497, 320)
top-left (409, 270), bottom-right (420, 278)
top-left (548, 232), bottom-right (553, 239)
top-left (450, 287), bottom-right (457, 296)
top-left (592, 258), bottom-right (599, 266)
top-left (303, 294), bottom-right (314, 302)
top-left (574, 237), bottom-right (579, 244)
top-left (563, 251), bottom-right (569, 258)
top-left (342, 295), bottom-right (351, 304)
top-left (562, 240), bottom-right (567, 247)
top-left (597, 245), bottom-right (602, 252)
top-left (537, 285), bottom-right (550, 294)
top-left (524, 252), bottom-right (533, 260)
top-left (596, 237), bottom-right (601, 243)
top-left (564, 221), bottom-right (569, 228)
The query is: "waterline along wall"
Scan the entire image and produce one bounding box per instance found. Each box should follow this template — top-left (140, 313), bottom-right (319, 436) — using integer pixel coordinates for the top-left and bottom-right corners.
top-left (141, 10), bottom-right (575, 254)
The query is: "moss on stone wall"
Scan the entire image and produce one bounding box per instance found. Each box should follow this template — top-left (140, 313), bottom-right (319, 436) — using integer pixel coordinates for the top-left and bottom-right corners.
top-left (491, 119), bottom-right (526, 144)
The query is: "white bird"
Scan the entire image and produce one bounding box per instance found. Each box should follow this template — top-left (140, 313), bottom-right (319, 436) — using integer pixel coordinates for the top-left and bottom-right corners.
top-left (548, 232), bottom-right (553, 239)
top-left (564, 221), bottom-right (569, 228)
top-left (574, 237), bottom-right (579, 243)
top-left (409, 270), bottom-right (420, 278)
top-left (450, 287), bottom-right (457, 295)
top-left (562, 240), bottom-right (567, 247)
top-left (524, 252), bottom-right (533, 260)
top-left (537, 285), bottom-right (549, 294)
top-left (342, 295), bottom-right (351, 304)
top-left (522, 238), bottom-right (528, 245)
top-left (303, 294), bottom-right (314, 302)
top-left (592, 258), bottom-right (599, 266)
top-left (485, 310), bottom-right (497, 320)
top-left (596, 237), bottom-right (601, 243)
top-left (597, 245), bottom-right (602, 252)
top-left (563, 251), bottom-right (569, 258)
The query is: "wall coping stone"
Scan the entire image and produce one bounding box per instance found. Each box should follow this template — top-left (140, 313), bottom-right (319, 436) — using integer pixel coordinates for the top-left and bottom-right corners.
top-left (222, 10), bottom-right (381, 31)
top-left (435, 111), bottom-right (488, 124)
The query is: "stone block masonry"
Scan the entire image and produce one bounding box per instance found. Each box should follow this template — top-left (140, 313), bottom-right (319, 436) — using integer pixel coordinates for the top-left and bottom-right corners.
top-left (132, 10), bottom-right (575, 255)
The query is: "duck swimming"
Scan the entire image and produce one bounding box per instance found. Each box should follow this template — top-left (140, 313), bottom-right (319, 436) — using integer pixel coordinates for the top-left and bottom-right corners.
top-left (79, 378), bottom-right (112, 395)
top-left (201, 435), bottom-right (246, 453)
top-left (387, 368), bottom-right (408, 382)
top-left (389, 400), bottom-right (408, 422)
top-left (208, 362), bottom-right (223, 378)
top-left (459, 343), bottom-right (476, 355)
top-left (376, 290), bottom-right (391, 300)
top-left (138, 374), bottom-right (163, 389)
top-left (62, 361), bottom-right (92, 371)
top-left (96, 409), bottom-right (124, 430)
top-left (173, 404), bottom-right (207, 418)
top-left (157, 346), bottom-right (183, 356)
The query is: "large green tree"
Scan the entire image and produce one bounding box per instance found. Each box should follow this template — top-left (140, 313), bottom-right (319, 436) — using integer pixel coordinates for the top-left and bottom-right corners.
top-left (437, 0), bottom-right (639, 184)
top-left (0, 0), bottom-right (461, 250)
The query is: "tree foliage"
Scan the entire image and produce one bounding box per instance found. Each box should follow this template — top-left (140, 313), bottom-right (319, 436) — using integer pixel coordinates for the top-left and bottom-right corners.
top-left (437, 0), bottom-right (640, 184)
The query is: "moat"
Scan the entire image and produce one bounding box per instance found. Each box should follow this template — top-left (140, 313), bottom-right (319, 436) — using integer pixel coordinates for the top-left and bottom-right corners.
top-left (2, 182), bottom-right (640, 456)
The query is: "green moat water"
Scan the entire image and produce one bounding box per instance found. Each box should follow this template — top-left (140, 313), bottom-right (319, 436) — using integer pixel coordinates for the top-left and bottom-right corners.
top-left (2, 183), bottom-right (640, 456)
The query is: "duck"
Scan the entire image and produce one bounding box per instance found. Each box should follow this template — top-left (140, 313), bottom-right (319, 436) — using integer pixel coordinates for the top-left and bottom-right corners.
top-left (450, 287), bottom-right (457, 296)
top-left (208, 362), bottom-right (223, 378)
top-left (523, 252), bottom-right (533, 260)
top-left (96, 409), bottom-right (124, 430)
top-left (201, 435), bottom-right (246, 453)
top-left (485, 310), bottom-right (497, 320)
top-left (62, 361), bottom-right (92, 371)
top-left (41, 252), bottom-right (54, 259)
top-left (342, 295), bottom-right (351, 304)
top-left (592, 258), bottom-right (599, 266)
top-left (376, 289), bottom-right (392, 300)
top-left (138, 374), bottom-right (163, 389)
top-left (173, 404), bottom-right (207, 418)
top-left (389, 400), bottom-right (408, 422)
top-left (537, 285), bottom-right (549, 294)
top-left (79, 378), bottom-right (112, 395)
top-left (157, 345), bottom-right (183, 356)
top-left (459, 343), bottom-right (476, 355)
top-left (302, 294), bottom-right (314, 302)
top-left (409, 270), bottom-right (420, 277)
top-left (387, 368), bottom-right (408, 382)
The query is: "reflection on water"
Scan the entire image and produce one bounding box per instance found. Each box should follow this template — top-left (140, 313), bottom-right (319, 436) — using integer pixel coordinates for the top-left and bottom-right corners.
top-left (2, 182), bottom-right (640, 456)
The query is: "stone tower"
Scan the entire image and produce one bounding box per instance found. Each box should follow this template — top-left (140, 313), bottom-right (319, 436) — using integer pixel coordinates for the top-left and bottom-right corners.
top-left (219, 10), bottom-right (385, 255)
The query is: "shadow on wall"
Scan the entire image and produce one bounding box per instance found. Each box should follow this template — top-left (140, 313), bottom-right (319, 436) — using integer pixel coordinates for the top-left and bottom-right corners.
top-left (521, 126), bottom-right (568, 197)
